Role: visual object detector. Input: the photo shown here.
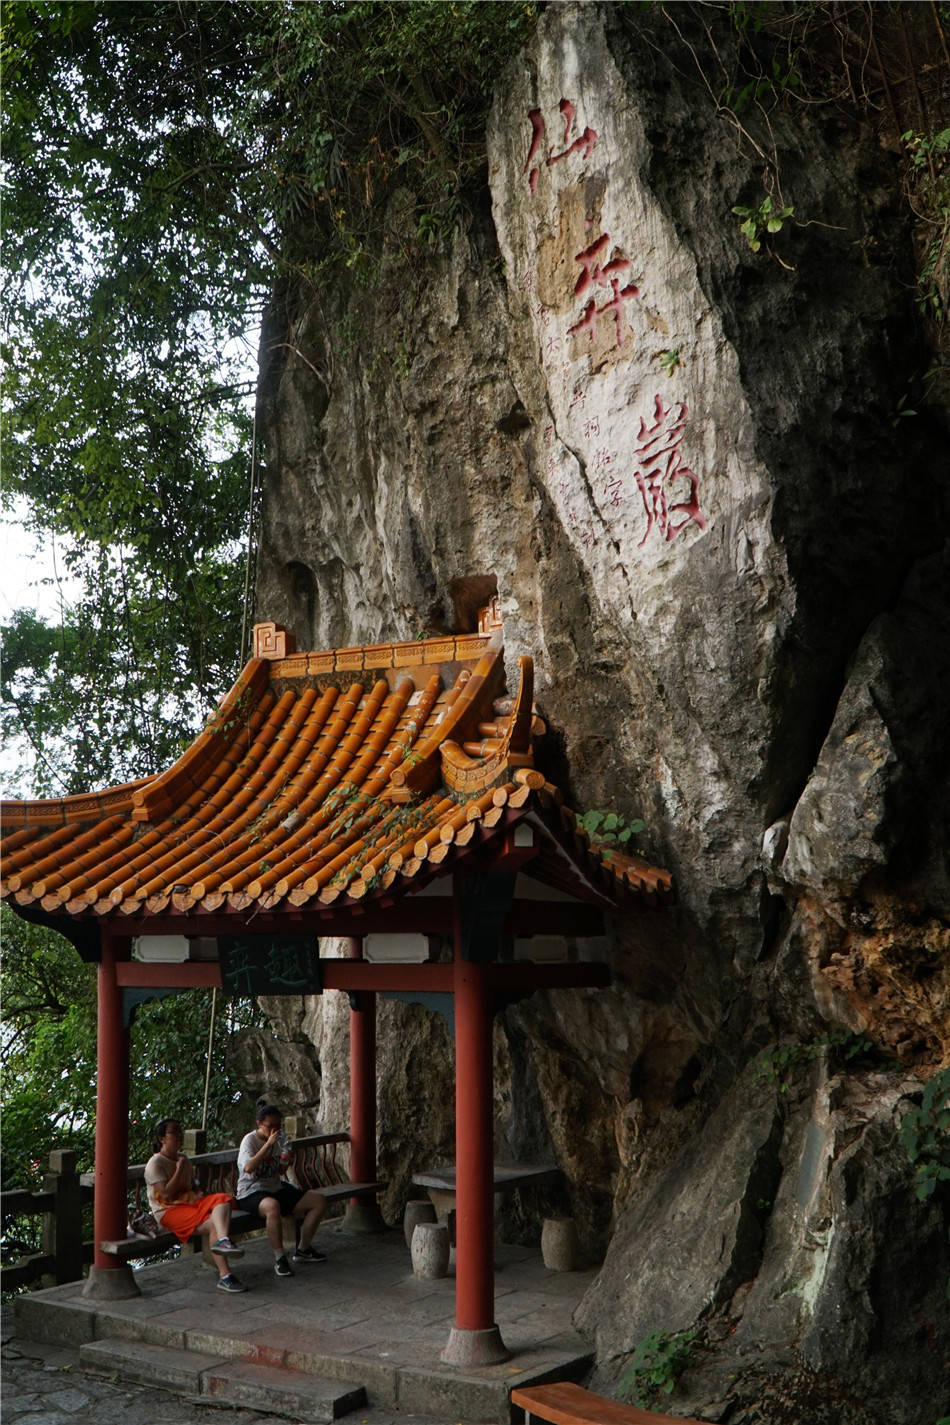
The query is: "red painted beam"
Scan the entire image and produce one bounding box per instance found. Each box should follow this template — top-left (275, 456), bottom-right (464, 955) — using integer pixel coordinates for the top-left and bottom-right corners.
top-left (113, 958), bottom-right (610, 993)
top-left (116, 962), bottom-right (222, 988)
top-left (104, 901), bottom-right (603, 942)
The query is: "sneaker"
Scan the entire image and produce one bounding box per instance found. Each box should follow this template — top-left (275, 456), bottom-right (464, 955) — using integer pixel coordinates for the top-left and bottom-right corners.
top-left (217, 1273), bottom-right (247, 1293)
top-left (292, 1244), bottom-right (326, 1263)
top-left (211, 1237), bottom-right (244, 1259)
top-left (274, 1255), bottom-right (294, 1277)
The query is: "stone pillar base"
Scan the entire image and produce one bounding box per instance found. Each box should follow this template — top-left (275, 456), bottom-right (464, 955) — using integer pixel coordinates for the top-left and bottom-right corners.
top-left (342, 1199), bottom-right (387, 1233)
top-left (81, 1264), bottom-right (141, 1300)
top-left (440, 1324), bottom-right (510, 1367)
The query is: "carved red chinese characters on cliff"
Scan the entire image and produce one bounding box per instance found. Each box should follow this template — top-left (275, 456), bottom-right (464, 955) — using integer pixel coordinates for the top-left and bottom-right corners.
top-left (524, 98), bottom-right (598, 193)
top-left (567, 233), bottom-right (640, 347)
top-left (633, 396), bottom-right (707, 545)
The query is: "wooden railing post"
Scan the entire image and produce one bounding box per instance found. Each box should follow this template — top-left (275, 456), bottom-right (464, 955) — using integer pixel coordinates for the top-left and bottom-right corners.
top-left (40, 1149), bottom-right (83, 1286)
top-left (181, 1129), bottom-right (207, 1257)
top-left (183, 1128), bottom-right (207, 1155)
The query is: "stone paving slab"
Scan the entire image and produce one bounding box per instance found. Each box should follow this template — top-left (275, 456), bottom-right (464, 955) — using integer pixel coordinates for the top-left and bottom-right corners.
top-left (2, 1311), bottom-right (492, 1425)
top-left (6, 1228), bottom-right (595, 1423)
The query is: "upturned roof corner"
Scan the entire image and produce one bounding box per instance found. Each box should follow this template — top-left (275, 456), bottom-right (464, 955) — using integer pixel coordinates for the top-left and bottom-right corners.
top-left (1, 616), bottom-right (673, 925)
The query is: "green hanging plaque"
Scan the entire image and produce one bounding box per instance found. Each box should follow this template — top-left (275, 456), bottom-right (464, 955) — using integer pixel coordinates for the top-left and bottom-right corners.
top-left (218, 934), bottom-right (322, 996)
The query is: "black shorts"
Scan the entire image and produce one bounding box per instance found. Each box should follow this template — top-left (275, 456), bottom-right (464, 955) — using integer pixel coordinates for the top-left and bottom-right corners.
top-left (236, 1183), bottom-right (304, 1217)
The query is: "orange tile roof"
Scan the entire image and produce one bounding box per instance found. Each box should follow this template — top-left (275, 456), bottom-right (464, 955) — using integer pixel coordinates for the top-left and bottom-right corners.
top-left (1, 623), bottom-right (673, 922)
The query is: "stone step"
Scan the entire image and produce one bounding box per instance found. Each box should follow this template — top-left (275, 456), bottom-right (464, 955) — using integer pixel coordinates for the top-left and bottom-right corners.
top-left (80, 1338), bottom-right (366, 1423)
top-left (200, 1358), bottom-right (366, 1422)
top-left (80, 1337), bottom-right (230, 1393)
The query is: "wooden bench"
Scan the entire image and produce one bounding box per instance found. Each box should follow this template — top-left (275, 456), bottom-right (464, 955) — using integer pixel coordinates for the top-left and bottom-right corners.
top-left (511, 1382), bottom-right (704, 1425)
top-left (93, 1132), bottom-right (386, 1261)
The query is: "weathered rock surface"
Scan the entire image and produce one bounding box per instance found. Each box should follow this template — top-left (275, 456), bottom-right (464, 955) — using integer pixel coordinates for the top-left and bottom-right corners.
top-left (252, 4), bottom-right (949, 1419)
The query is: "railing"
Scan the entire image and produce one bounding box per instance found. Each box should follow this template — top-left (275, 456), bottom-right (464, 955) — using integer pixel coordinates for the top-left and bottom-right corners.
top-left (1, 1131), bottom-right (357, 1289)
top-left (102, 1132), bottom-right (355, 1225)
top-left (0, 1150), bottom-right (93, 1290)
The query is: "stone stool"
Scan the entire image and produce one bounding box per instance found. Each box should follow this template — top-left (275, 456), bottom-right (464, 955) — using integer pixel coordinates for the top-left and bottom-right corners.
top-left (403, 1198), bottom-right (437, 1249)
top-left (411, 1220), bottom-right (450, 1279)
top-left (541, 1216), bottom-right (578, 1271)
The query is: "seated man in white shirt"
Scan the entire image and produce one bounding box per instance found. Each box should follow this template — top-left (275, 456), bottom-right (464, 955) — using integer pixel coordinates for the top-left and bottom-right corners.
top-left (235, 1103), bottom-right (326, 1277)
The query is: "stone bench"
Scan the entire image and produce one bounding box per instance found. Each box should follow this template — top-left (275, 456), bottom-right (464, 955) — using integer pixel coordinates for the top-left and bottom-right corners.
top-left (511, 1382), bottom-right (705, 1425)
top-left (94, 1133), bottom-right (386, 1261)
top-left (411, 1163), bottom-right (560, 1248)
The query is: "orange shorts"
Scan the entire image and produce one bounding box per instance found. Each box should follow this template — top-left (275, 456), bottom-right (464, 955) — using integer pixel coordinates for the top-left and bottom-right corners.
top-left (160, 1192), bottom-right (233, 1243)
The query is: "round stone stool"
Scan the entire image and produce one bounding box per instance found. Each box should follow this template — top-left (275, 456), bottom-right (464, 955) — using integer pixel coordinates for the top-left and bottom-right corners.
top-left (411, 1220), bottom-right (450, 1279)
top-left (541, 1216), bottom-right (578, 1272)
top-left (403, 1198), bottom-right (437, 1249)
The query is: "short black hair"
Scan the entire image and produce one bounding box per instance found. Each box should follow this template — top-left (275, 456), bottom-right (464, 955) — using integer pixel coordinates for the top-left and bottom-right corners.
top-left (152, 1117), bottom-right (179, 1152)
top-left (255, 1103), bottom-right (281, 1123)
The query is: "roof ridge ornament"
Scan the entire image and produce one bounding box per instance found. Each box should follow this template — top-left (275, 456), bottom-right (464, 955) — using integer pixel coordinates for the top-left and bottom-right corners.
top-left (253, 622), bottom-right (297, 660)
top-left (477, 596), bottom-right (503, 634)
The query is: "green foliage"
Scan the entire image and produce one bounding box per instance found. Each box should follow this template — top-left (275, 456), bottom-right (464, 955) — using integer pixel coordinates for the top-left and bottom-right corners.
top-left (1, 1), bottom-right (541, 788)
top-left (656, 347), bottom-right (681, 375)
top-left (262, 1), bottom-right (539, 276)
top-left (0, 904), bottom-right (266, 1197)
top-left (732, 194), bottom-right (794, 253)
top-left (755, 1030), bottom-right (874, 1091)
top-left (901, 128), bottom-right (950, 321)
top-left (578, 808), bottom-right (646, 851)
top-left (1, 0), bottom-right (260, 790)
top-left (2, 551), bottom-right (245, 795)
top-left (619, 1328), bottom-right (697, 1406)
top-left (899, 1066), bottom-right (950, 1201)
top-left (904, 127), bottom-right (950, 177)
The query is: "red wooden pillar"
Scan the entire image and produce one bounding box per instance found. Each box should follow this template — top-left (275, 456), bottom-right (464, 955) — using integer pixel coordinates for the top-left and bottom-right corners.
top-left (82, 927), bottom-right (140, 1298)
top-left (441, 886), bottom-right (509, 1366)
top-left (344, 936), bottom-right (385, 1232)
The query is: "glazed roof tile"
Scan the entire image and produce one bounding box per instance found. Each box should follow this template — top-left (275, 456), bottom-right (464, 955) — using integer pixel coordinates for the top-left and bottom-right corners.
top-left (1, 623), bottom-right (673, 922)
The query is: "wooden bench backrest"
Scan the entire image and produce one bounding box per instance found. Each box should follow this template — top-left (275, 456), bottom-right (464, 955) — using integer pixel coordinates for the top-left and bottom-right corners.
top-left (123, 1134), bottom-right (353, 1218)
top-left (511, 1382), bottom-right (704, 1425)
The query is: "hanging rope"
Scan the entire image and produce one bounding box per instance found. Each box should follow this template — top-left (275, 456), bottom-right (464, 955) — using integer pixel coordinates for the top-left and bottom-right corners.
top-left (239, 390), bottom-right (261, 665)
top-left (201, 986), bottom-right (218, 1132)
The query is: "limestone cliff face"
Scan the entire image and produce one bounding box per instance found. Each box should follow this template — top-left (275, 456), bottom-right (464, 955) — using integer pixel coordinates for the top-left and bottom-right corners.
top-left (252, 6), bottom-right (948, 1420)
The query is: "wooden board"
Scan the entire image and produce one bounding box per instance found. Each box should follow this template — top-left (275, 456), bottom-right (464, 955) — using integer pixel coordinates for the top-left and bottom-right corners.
top-left (511, 1382), bottom-right (703, 1425)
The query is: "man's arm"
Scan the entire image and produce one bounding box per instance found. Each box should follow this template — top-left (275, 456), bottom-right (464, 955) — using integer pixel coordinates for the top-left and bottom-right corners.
top-left (241, 1130), bottom-right (280, 1176)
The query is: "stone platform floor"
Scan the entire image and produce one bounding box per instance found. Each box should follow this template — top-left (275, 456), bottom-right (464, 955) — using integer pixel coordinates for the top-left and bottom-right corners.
top-left (7, 1225), bottom-right (595, 1424)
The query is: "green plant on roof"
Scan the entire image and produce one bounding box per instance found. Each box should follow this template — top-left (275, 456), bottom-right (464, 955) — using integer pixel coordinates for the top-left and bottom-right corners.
top-left (578, 808), bottom-right (645, 853)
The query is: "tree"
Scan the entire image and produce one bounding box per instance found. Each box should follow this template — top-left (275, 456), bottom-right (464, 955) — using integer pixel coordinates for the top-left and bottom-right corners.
top-left (2, 0), bottom-right (266, 793)
top-left (1, 0), bottom-right (539, 792)
top-left (0, 0), bottom-right (538, 1268)
top-left (0, 903), bottom-right (264, 1194)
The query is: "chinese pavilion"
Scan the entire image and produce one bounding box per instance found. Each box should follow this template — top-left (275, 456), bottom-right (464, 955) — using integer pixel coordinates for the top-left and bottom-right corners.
top-left (1, 604), bottom-right (673, 1365)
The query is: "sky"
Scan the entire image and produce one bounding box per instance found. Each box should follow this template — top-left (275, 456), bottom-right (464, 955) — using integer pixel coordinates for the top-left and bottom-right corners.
top-left (1, 509), bottom-right (79, 623)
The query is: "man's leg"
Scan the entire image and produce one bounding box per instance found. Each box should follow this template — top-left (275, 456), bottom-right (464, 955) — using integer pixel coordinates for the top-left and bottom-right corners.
top-left (256, 1196), bottom-right (284, 1253)
top-left (293, 1189), bottom-right (326, 1259)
